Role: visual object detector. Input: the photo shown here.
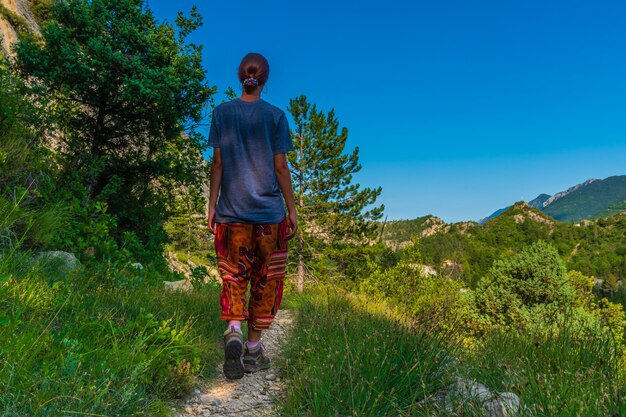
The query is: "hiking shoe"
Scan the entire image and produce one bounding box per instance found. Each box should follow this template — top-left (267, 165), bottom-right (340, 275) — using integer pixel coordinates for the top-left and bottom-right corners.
top-left (243, 341), bottom-right (271, 373)
top-left (223, 326), bottom-right (244, 379)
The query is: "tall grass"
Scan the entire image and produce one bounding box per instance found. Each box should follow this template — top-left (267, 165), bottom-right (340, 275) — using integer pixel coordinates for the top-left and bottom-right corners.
top-left (279, 288), bottom-right (626, 417)
top-left (458, 319), bottom-right (626, 417)
top-left (0, 250), bottom-right (225, 416)
top-left (279, 288), bottom-right (459, 416)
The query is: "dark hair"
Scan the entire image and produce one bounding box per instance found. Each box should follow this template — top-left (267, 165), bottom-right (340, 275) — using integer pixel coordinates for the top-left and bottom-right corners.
top-left (238, 53), bottom-right (270, 94)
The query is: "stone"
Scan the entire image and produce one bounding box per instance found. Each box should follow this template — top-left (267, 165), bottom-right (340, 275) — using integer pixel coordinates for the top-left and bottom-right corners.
top-left (36, 251), bottom-right (81, 272)
top-left (498, 392), bottom-right (521, 410)
top-left (199, 393), bottom-right (214, 404)
top-left (483, 392), bottom-right (522, 417)
top-left (454, 377), bottom-right (492, 403)
top-left (211, 398), bottom-right (222, 407)
top-left (265, 373), bottom-right (277, 381)
top-left (164, 279), bottom-right (193, 292)
top-left (208, 267), bottom-right (220, 279)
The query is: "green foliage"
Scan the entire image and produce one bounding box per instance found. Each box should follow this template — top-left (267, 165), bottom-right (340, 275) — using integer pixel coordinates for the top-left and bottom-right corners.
top-left (0, 62), bottom-right (61, 251)
top-left (385, 205), bottom-right (626, 292)
top-left (380, 215), bottom-right (446, 245)
top-left (284, 266), bottom-right (626, 417)
top-left (471, 241), bottom-right (625, 348)
top-left (360, 238), bottom-right (466, 330)
top-left (164, 183), bottom-right (211, 264)
top-left (280, 289), bottom-right (458, 416)
top-left (599, 199), bottom-right (626, 218)
top-left (0, 250), bottom-right (226, 416)
top-left (288, 95), bottom-right (384, 243)
top-left (474, 241), bottom-right (572, 329)
top-left (308, 241), bottom-right (398, 289)
top-left (29, 0), bottom-right (54, 23)
top-left (461, 319), bottom-right (625, 417)
top-left (287, 95), bottom-right (384, 291)
top-left (116, 307), bottom-right (201, 396)
top-left (14, 0), bottom-right (213, 253)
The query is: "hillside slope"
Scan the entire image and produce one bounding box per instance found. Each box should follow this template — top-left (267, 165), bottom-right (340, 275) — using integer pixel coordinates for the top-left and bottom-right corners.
top-left (543, 175), bottom-right (626, 221)
top-left (384, 203), bottom-right (626, 287)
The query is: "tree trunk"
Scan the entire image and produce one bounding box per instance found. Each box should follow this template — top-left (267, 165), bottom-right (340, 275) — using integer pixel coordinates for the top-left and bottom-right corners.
top-left (87, 92), bottom-right (108, 200)
top-left (296, 128), bottom-right (305, 293)
top-left (296, 232), bottom-right (305, 293)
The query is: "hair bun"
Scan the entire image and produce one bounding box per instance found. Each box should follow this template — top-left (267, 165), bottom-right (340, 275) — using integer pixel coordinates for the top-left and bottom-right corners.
top-left (243, 77), bottom-right (259, 87)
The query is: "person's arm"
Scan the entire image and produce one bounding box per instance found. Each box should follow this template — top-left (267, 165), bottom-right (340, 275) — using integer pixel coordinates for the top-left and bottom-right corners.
top-left (274, 153), bottom-right (297, 239)
top-left (208, 148), bottom-right (223, 234)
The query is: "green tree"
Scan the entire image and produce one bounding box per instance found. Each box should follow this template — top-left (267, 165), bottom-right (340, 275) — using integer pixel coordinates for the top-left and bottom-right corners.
top-left (288, 95), bottom-right (384, 292)
top-left (0, 61), bottom-right (58, 250)
top-left (14, 0), bottom-right (213, 252)
top-left (474, 241), bottom-right (573, 329)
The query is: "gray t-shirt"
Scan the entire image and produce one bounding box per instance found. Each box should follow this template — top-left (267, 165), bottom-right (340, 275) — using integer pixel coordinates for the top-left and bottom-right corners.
top-left (208, 98), bottom-right (294, 224)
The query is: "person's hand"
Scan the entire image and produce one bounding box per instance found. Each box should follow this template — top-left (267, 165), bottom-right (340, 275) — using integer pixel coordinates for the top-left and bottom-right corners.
top-left (285, 210), bottom-right (297, 240)
top-left (208, 208), bottom-right (216, 235)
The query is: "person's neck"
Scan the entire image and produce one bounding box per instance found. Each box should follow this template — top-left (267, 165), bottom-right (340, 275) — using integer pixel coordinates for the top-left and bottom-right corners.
top-left (240, 91), bottom-right (261, 102)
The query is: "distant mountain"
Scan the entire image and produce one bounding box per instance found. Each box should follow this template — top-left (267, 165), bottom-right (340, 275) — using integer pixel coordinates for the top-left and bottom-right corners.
top-left (481, 193), bottom-right (552, 224)
top-left (528, 193), bottom-right (551, 209)
top-left (543, 176), bottom-right (626, 222)
top-left (479, 208), bottom-right (507, 224)
top-left (480, 176), bottom-right (626, 224)
top-left (541, 179), bottom-right (599, 208)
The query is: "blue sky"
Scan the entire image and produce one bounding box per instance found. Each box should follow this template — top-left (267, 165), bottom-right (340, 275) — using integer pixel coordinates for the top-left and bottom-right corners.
top-left (151, 0), bottom-right (626, 223)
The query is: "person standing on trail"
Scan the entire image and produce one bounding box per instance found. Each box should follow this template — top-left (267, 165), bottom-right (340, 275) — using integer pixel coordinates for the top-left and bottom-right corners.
top-left (207, 52), bottom-right (297, 380)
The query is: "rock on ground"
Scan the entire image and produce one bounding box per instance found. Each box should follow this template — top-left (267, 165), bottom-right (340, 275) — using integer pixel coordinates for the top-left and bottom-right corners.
top-left (36, 251), bottom-right (81, 272)
top-left (164, 279), bottom-right (194, 293)
top-left (444, 377), bottom-right (526, 417)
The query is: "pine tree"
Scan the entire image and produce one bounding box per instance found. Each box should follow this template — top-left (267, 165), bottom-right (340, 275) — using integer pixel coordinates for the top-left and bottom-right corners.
top-left (287, 95), bottom-right (384, 292)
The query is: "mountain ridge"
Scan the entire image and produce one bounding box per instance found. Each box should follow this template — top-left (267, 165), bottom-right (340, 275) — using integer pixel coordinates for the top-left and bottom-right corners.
top-left (542, 178), bottom-right (599, 208)
top-left (479, 175), bottom-right (626, 224)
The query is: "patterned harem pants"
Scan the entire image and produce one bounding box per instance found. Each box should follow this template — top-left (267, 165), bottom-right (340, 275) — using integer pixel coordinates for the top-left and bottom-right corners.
top-left (213, 217), bottom-right (289, 330)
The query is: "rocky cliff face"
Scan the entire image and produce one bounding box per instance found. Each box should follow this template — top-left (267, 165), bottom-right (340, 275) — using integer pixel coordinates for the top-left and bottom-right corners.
top-left (0, 0), bottom-right (40, 56)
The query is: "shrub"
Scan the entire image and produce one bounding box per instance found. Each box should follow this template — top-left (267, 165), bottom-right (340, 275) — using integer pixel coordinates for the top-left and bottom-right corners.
top-left (472, 241), bottom-right (625, 343)
top-left (360, 237), bottom-right (466, 330)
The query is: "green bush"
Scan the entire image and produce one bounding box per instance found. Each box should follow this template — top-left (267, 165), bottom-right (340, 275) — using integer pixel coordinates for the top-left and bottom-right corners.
top-left (360, 238), bottom-right (466, 331)
top-left (473, 241), bottom-right (625, 341)
top-left (310, 241), bottom-right (399, 289)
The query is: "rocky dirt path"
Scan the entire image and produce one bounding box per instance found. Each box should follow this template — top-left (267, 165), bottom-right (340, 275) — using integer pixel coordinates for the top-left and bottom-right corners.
top-left (173, 310), bottom-right (294, 417)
